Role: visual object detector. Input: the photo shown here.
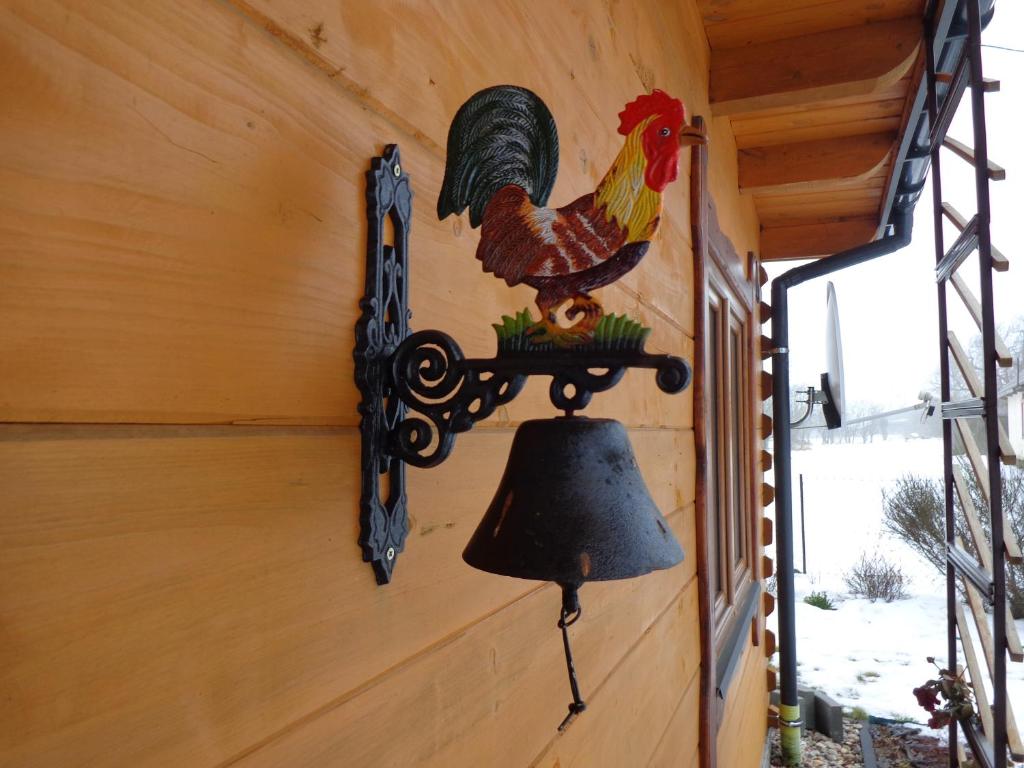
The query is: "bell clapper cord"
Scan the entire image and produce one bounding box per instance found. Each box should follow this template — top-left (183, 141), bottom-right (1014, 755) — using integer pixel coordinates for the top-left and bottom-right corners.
top-left (556, 583), bottom-right (587, 731)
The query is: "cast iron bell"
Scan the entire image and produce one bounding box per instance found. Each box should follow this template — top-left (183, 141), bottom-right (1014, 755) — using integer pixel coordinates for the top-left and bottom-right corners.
top-left (464, 416), bottom-right (683, 582)
top-left (463, 416), bottom-right (684, 729)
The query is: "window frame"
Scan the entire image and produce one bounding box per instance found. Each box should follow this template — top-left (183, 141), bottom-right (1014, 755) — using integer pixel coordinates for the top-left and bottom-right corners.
top-left (702, 234), bottom-right (759, 675)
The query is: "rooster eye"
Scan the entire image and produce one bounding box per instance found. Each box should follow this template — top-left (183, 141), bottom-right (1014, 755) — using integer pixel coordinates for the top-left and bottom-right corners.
top-left (660, 127), bottom-right (671, 137)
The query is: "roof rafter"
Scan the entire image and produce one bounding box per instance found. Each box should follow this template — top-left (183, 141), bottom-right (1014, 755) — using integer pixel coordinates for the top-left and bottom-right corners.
top-left (711, 17), bottom-right (920, 117)
top-left (739, 132), bottom-right (894, 193)
top-left (760, 217), bottom-right (877, 261)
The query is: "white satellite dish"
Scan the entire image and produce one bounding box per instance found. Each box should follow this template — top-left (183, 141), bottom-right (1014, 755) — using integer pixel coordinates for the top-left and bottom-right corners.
top-left (790, 282), bottom-right (847, 429)
top-left (820, 281), bottom-right (845, 429)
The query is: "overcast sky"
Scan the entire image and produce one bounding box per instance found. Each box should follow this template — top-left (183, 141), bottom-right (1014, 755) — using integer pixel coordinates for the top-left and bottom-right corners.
top-left (765, 4), bottom-right (1024, 410)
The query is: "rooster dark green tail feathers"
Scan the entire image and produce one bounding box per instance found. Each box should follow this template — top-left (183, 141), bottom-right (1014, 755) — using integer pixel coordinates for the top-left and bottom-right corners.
top-left (436, 85), bottom-right (559, 228)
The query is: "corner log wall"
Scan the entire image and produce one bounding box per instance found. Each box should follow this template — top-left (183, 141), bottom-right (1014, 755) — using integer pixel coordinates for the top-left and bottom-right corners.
top-left (0, 1), bottom-right (764, 766)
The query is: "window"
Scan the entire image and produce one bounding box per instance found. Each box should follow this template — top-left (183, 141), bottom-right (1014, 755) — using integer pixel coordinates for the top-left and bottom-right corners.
top-left (703, 247), bottom-right (756, 655)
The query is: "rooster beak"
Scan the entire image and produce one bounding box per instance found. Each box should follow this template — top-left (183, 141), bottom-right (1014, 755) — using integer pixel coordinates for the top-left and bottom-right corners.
top-left (678, 123), bottom-right (707, 146)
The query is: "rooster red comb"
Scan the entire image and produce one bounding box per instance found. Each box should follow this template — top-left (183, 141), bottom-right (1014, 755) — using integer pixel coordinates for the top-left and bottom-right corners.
top-left (617, 90), bottom-right (686, 136)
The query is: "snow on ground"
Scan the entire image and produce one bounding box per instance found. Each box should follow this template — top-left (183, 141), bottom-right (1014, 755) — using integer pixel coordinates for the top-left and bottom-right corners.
top-left (766, 436), bottom-right (1024, 724)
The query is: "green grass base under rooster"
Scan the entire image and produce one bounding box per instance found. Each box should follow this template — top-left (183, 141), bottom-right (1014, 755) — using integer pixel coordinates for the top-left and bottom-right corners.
top-left (493, 308), bottom-right (652, 353)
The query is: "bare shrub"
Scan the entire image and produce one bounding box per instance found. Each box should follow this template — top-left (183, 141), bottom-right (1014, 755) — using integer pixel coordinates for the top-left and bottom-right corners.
top-left (843, 552), bottom-right (908, 602)
top-left (881, 474), bottom-right (957, 576)
top-left (882, 465), bottom-right (1024, 618)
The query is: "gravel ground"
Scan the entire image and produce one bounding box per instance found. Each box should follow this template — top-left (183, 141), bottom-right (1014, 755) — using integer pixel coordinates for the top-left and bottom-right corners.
top-left (768, 718), bottom-right (952, 767)
top-left (770, 718), bottom-right (865, 767)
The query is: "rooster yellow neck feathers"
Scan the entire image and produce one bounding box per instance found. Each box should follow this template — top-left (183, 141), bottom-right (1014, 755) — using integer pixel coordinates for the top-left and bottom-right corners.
top-left (594, 116), bottom-right (662, 243)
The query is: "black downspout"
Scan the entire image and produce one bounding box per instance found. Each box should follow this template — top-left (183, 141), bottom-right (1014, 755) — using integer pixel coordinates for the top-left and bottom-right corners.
top-left (771, 205), bottom-right (914, 765)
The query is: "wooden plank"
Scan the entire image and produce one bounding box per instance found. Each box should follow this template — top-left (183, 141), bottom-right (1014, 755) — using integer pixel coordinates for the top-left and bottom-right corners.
top-left (942, 204), bottom-right (1009, 272)
top-left (943, 136), bottom-right (1007, 181)
top-left (0, 426), bottom-right (522, 766)
top-left (942, 333), bottom-right (1015, 466)
top-left (729, 76), bottom-right (909, 137)
top-left (764, 629), bottom-right (777, 657)
top-left (956, 466), bottom-right (993, 572)
top-left (936, 70), bottom-right (997, 93)
top-left (761, 217), bottom-right (877, 261)
top-left (1006, 520), bottom-right (1024, 567)
top-left (710, 18), bottom-right (920, 116)
top-left (647, 675), bottom-right (701, 768)
top-left (949, 331), bottom-right (986, 397)
top-left (968, 397), bottom-right (1015, 459)
top-left (738, 133), bottom-right (893, 193)
top-left (957, 594), bottom-right (1024, 758)
top-left (236, 577), bottom-right (700, 768)
top-left (759, 370), bottom-right (773, 401)
top-left (756, 185), bottom-right (890, 218)
top-left (1006, 610), bottom-right (1023, 664)
top-left (756, 193), bottom-right (884, 226)
top-left (957, 533), bottom-right (1024, 667)
top-left (716, 639), bottom-right (770, 767)
top-left (757, 182), bottom-right (888, 211)
top-left (956, 601), bottom-right (995, 741)
top-left (949, 276), bottom-right (1013, 364)
top-left (956, 417), bottom-right (991, 502)
top-left (733, 104), bottom-right (904, 149)
top-left (953, 419), bottom-right (1024, 563)
top-left (698, 0), bottom-right (920, 49)
top-left (0, 0), bottom-right (701, 427)
top-left (528, 585), bottom-right (701, 768)
top-left (0, 423), bottom-right (695, 767)
top-left (956, 469), bottom-right (1024, 657)
top-left (1000, 430), bottom-right (1020, 467)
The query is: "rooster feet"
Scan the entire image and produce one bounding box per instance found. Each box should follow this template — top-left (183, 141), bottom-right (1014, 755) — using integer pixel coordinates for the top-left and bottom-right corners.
top-left (564, 294), bottom-right (604, 333)
top-left (526, 295), bottom-right (603, 347)
top-left (526, 317), bottom-right (586, 348)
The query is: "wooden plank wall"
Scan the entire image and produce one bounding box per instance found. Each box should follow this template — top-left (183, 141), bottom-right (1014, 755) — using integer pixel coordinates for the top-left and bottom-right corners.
top-left (0, 1), bottom-right (762, 765)
top-left (717, 641), bottom-right (772, 767)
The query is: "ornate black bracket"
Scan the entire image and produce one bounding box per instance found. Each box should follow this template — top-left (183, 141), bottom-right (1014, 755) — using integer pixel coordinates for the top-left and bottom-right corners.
top-left (355, 145), bottom-right (691, 585)
top-left (355, 145), bottom-right (412, 585)
top-left (388, 330), bottom-right (690, 469)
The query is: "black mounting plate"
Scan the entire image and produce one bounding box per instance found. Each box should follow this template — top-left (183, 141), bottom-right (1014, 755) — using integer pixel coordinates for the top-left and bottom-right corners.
top-left (354, 145), bottom-right (412, 585)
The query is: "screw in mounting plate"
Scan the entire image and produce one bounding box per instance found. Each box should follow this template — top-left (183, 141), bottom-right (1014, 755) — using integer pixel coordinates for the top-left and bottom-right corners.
top-left (393, 164), bottom-right (401, 177)
top-left (386, 547), bottom-right (395, 561)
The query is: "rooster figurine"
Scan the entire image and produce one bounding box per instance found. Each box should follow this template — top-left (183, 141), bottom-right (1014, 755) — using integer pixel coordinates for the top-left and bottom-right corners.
top-left (438, 85), bottom-right (705, 346)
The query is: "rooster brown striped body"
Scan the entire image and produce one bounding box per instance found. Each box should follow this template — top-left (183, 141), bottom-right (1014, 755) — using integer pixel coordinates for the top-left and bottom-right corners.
top-left (437, 86), bottom-right (704, 344)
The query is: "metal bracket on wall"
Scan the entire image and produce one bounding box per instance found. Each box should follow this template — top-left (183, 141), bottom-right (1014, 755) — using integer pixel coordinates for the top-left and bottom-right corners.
top-left (355, 144), bottom-right (412, 586)
top-left (355, 145), bottom-right (693, 585)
